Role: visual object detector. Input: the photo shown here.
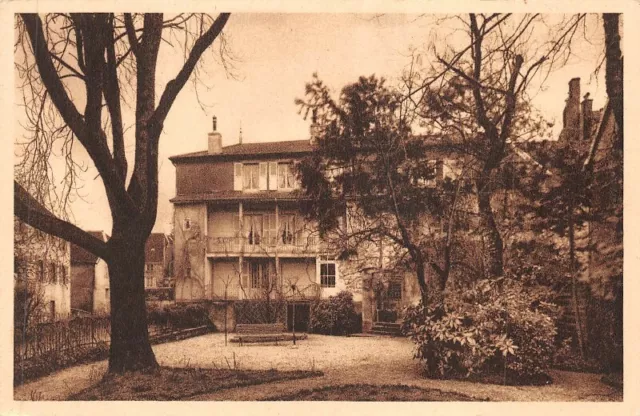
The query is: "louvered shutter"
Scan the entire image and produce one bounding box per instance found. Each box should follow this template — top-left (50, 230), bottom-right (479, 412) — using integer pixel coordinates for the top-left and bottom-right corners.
top-left (268, 162), bottom-right (278, 190)
top-left (259, 162), bottom-right (268, 190)
top-left (241, 260), bottom-right (249, 288)
top-left (234, 163), bottom-right (243, 190)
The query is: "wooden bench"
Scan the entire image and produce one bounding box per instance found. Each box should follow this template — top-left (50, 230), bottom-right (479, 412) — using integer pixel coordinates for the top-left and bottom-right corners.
top-left (234, 323), bottom-right (286, 345)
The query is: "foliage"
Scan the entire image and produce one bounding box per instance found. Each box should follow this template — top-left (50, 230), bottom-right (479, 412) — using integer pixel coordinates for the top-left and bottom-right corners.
top-left (309, 291), bottom-right (361, 336)
top-left (297, 74), bottom-right (470, 303)
top-left (147, 303), bottom-right (214, 330)
top-left (403, 279), bottom-right (559, 383)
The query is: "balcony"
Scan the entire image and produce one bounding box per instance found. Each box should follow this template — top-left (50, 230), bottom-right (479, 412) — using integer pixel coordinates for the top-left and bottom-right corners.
top-left (206, 235), bottom-right (320, 257)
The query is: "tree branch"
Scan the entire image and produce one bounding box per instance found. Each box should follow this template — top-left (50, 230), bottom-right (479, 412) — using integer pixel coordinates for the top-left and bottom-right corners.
top-left (15, 181), bottom-right (110, 260)
top-left (151, 13), bottom-right (230, 129)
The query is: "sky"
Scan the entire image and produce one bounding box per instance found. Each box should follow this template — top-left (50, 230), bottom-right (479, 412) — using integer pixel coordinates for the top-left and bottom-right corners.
top-left (15, 13), bottom-right (610, 235)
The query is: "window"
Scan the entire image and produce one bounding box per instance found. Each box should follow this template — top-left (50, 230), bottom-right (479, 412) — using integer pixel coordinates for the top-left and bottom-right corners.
top-left (387, 282), bottom-right (402, 300)
top-left (280, 214), bottom-right (296, 244)
top-left (60, 265), bottom-right (68, 285)
top-left (246, 215), bottom-right (263, 245)
top-left (416, 160), bottom-right (439, 187)
top-left (243, 164), bottom-right (260, 190)
top-left (250, 261), bottom-right (272, 289)
top-left (105, 288), bottom-right (110, 302)
top-left (320, 262), bottom-right (336, 288)
top-left (146, 274), bottom-right (154, 287)
top-left (37, 260), bottom-right (44, 282)
top-left (146, 264), bottom-right (154, 272)
top-left (278, 163), bottom-right (296, 189)
top-left (183, 218), bottom-right (191, 230)
top-left (49, 301), bottom-right (56, 322)
top-left (50, 263), bottom-right (57, 283)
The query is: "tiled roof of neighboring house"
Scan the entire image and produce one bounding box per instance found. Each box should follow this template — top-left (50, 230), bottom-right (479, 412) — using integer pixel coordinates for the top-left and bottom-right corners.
top-left (170, 140), bottom-right (314, 162)
top-left (145, 233), bottom-right (166, 263)
top-left (170, 190), bottom-right (306, 204)
top-left (70, 231), bottom-right (108, 264)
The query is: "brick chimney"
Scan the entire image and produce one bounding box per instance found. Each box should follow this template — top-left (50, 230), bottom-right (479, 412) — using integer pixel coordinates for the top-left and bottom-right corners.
top-left (581, 92), bottom-right (593, 141)
top-left (559, 78), bottom-right (581, 142)
top-left (208, 116), bottom-right (222, 154)
top-left (309, 109), bottom-right (321, 144)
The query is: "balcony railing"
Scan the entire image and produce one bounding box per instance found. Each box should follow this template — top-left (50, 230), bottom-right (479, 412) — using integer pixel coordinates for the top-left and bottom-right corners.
top-left (207, 235), bottom-right (320, 255)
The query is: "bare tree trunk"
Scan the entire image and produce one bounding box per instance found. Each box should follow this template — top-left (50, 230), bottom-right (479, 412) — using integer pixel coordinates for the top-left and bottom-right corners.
top-left (603, 13), bottom-right (623, 143)
top-left (568, 204), bottom-right (586, 358)
top-left (107, 232), bottom-right (158, 373)
top-left (476, 174), bottom-right (504, 279)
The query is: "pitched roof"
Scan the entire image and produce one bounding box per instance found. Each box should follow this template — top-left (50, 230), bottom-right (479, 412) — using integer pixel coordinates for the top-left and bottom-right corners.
top-left (170, 140), bottom-right (314, 162)
top-left (145, 233), bottom-right (166, 263)
top-left (170, 190), bottom-right (306, 204)
top-left (70, 231), bottom-right (108, 264)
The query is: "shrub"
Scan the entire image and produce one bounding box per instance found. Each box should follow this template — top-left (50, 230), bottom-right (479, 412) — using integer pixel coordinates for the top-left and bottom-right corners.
top-left (403, 279), bottom-right (559, 383)
top-left (309, 291), bottom-right (361, 335)
top-left (147, 303), bottom-right (214, 330)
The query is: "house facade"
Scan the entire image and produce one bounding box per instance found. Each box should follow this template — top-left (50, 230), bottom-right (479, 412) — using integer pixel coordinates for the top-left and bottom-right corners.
top-left (14, 218), bottom-right (71, 322)
top-left (70, 231), bottom-right (110, 315)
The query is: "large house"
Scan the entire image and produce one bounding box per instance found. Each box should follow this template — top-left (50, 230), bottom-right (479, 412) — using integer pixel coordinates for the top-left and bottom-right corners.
top-left (169, 119), bottom-right (462, 332)
top-left (14, 219), bottom-right (71, 323)
top-left (70, 231), bottom-right (110, 315)
top-left (170, 121), bottom-right (354, 330)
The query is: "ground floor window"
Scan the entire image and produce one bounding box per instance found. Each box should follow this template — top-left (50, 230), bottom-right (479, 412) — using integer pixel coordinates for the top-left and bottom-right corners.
top-left (387, 281), bottom-right (402, 300)
top-left (320, 262), bottom-right (336, 288)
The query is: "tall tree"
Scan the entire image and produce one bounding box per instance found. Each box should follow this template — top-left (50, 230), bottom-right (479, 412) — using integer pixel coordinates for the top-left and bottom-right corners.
top-left (297, 75), bottom-right (473, 305)
top-left (404, 13), bottom-right (586, 279)
top-left (14, 13), bottom-right (231, 373)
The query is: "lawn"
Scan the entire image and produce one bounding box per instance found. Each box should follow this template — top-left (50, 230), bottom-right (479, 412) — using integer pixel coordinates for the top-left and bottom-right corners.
top-left (263, 384), bottom-right (483, 401)
top-left (67, 367), bottom-right (323, 401)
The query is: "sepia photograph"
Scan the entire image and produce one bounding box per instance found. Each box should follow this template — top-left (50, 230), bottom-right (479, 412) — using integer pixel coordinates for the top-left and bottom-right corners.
top-left (6, 7), bottom-right (627, 408)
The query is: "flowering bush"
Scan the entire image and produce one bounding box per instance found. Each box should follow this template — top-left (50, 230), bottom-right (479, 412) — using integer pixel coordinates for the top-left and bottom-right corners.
top-left (310, 291), bottom-right (361, 335)
top-left (402, 279), bottom-right (559, 383)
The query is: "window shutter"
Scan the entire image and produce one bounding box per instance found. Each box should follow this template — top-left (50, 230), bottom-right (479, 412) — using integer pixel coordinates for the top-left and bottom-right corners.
top-left (241, 260), bottom-right (249, 288)
top-left (234, 163), bottom-right (243, 191)
top-left (259, 162), bottom-right (268, 190)
top-left (268, 162), bottom-right (278, 190)
top-left (293, 162), bottom-right (301, 189)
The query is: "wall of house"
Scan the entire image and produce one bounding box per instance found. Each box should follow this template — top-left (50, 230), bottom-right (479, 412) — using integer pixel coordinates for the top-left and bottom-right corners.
top-left (14, 222), bottom-right (72, 321)
top-left (208, 209), bottom-right (238, 238)
top-left (280, 258), bottom-right (317, 296)
top-left (174, 203), bottom-right (208, 301)
top-left (210, 258), bottom-right (241, 299)
top-left (70, 264), bottom-right (94, 313)
top-left (92, 259), bottom-right (110, 314)
top-left (176, 161), bottom-right (234, 195)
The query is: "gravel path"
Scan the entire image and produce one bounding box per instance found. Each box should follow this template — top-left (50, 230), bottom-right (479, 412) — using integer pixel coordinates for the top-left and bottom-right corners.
top-left (13, 333), bottom-right (622, 401)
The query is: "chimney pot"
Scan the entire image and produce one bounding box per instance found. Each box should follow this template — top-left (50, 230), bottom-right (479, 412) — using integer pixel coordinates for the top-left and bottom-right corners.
top-left (208, 116), bottom-right (222, 154)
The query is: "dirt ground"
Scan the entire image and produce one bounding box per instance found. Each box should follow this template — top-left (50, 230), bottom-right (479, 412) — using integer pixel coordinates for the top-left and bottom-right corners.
top-left (13, 333), bottom-right (622, 402)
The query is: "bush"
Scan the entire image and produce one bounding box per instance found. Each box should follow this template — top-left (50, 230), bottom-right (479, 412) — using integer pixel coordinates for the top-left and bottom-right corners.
top-left (402, 279), bottom-right (559, 384)
top-left (309, 291), bottom-right (361, 335)
top-left (147, 303), bottom-right (214, 330)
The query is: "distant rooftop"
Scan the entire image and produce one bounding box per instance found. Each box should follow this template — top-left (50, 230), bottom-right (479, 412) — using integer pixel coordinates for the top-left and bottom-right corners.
top-left (170, 140), bottom-right (314, 162)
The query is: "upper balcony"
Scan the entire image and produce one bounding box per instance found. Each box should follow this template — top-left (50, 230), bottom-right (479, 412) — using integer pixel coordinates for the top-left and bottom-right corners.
top-left (206, 234), bottom-right (321, 258)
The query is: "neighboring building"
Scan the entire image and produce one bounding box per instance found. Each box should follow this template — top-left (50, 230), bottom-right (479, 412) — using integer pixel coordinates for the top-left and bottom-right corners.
top-left (144, 233), bottom-right (173, 288)
top-left (70, 231), bottom-right (110, 315)
top-left (14, 218), bottom-right (71, 322)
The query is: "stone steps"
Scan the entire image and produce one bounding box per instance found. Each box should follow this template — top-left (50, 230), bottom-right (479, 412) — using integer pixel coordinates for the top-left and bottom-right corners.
top-left (370, 322), bottom-right (402, 337)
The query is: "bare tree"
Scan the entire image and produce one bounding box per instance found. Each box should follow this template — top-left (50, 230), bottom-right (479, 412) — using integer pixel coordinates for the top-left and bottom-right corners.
top-left (14, 13), bottom-right (231, 373)
top-left (405, 13), bottom-right (587, 279)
